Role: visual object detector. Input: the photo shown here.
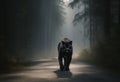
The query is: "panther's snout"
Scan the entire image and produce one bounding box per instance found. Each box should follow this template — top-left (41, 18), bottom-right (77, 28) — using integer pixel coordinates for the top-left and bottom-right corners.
top-left (65, 48), bottom-right (71, 53)
top-left (65, 50), bottom-right (69, 53)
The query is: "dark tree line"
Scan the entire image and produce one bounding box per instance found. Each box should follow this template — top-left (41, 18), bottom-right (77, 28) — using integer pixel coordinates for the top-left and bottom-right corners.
top-left (89, 0), bottom-right (120, 69)
top-left (1, 0), bottom-right (63, 71)
top-left (70, 0), bottom-right (120, 70)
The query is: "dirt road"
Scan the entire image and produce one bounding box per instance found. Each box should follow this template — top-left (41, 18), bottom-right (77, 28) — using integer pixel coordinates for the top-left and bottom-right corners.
top-left (0, 59), bottom-right (120, 82)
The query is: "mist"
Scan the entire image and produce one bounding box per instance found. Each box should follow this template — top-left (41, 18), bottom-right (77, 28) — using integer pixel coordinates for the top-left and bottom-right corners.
top-left (3, 0), bottom-right (89, 61)
top-left (33, 0), bottom-right (90, 60)
top-left (1, 0), bottom-right (120, 81)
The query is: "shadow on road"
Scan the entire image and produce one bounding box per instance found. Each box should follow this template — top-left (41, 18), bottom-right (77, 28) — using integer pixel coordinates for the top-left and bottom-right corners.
top-left (54, 70), bottom-right (72, 78)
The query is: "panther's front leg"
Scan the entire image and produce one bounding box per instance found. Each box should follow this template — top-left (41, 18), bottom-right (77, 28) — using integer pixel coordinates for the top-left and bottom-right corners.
top-left (58, 55), bottom-right (64, 71)
top-left (63, 54), bottom-right (72, 71)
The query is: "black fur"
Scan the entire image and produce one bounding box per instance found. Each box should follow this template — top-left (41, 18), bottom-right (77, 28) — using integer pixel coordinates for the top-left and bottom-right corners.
top-left (58, 39), bottom-right (73, 71)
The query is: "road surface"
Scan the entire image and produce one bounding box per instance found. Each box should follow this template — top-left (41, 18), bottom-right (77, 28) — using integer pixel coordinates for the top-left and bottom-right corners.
top-left (0, 58), bottom-right (120, 82)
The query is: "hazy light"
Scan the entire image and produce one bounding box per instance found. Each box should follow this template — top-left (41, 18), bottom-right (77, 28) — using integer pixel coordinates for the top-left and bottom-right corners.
top-left (63, 0), bottom-right (70, 3)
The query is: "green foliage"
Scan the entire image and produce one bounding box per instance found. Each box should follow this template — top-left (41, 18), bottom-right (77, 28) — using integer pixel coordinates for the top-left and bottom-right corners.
top-left (79, 35), bottom-right (120, 70)
top-left (78, 49), bottom-right (94, 63)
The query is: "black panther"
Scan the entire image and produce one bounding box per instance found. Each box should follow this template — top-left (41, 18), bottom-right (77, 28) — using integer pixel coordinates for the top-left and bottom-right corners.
top-left (58, 38), bottom-right (73, 71)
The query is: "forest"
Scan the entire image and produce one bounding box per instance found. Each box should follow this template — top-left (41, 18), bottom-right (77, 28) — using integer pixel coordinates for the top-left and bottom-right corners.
top-left (72, 0), bottom-right (120, 70)
top-left (1, 0), bottom-right (120, 74)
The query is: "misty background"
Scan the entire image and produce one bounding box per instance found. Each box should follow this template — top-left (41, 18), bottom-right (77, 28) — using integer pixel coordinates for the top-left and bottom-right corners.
top-left (1, 0), bottom-right (120, 72)
top-left (3, 0), bottom-right (89, 61)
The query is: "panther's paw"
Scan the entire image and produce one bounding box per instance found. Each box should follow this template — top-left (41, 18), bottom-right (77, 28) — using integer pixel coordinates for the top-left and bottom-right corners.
top-left (64, 68), bottom-right (70, 71)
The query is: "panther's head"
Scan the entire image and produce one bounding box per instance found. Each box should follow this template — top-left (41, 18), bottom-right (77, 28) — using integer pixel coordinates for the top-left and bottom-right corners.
top-left (62, 38), bottom-right (72, 53)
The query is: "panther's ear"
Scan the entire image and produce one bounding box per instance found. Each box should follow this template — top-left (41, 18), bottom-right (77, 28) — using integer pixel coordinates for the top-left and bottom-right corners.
top-left (69, 41), bottom-right (72, 45)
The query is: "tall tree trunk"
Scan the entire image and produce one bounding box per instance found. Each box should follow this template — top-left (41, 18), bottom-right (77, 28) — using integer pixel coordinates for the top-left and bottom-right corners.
top-left (104, 0), bottom-right (111, 37)
top-left (119, 0), bottom-right (120, 24)
top-left (89, 0), bottom-right (93, 48)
